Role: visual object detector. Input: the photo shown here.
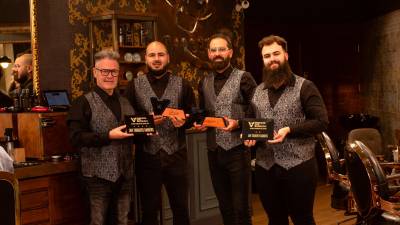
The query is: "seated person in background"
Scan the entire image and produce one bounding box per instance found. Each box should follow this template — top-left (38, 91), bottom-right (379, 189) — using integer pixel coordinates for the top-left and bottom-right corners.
top-left (8, 53), bottom-right (33, 95)
top-left (0, 146), bottom-right (14, 173)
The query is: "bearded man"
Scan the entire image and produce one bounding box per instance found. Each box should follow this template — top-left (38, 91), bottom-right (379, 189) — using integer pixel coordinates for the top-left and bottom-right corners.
top-left (125, 41), bottom-right (195, 225)
top-left (194, 33), bottom-right (257, 225)
top-left (244, 35), bottom-right (329, 225)
top-left (8, 53), bottom-right (33, 95)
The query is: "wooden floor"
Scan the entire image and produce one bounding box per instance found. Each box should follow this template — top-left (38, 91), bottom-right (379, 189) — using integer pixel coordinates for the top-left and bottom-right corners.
top-left (251, 183), bottom-right (356, 225)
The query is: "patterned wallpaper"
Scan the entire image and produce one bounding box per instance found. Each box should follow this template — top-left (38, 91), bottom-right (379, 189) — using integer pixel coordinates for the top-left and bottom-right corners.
top-left (68, 0), bottom-right (244, 100)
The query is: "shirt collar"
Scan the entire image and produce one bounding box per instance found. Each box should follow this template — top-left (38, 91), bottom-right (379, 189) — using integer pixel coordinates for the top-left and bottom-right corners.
top-left (94, 86), bottom-right (118, 100)
top-left (214, 65), bottom-right (233, 80)
top-left (147, 70), bottom-right (171, 84)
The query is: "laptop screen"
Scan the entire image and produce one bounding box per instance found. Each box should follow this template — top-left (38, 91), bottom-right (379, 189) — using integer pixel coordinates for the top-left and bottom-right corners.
top-left (43, 90), bottom-right (70, 107)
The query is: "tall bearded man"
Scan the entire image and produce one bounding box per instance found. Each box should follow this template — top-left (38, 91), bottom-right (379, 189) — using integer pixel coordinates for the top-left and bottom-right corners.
top-left (194, 33), bottom-right (257, 225)
top-left (245, 35), bottom-right (329, 225)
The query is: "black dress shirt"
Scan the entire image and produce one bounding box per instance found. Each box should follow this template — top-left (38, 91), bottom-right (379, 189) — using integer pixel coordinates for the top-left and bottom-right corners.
top-left (198, 65), bottom-right (257, 118)
top-left (67, 86), bottom-right (123, 148)
top-left (263, 74), bottom-right (329, 137)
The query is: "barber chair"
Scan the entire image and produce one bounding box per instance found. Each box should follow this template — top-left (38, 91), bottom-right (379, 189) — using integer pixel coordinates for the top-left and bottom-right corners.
top-left (0, 171), bottom-right (20, 225)
top-left (345, 140), bottom-right (400, 224)
top-left (317, 132), bottom-right (356, 224)
top-left (348, 128), bottom-right (385, 160)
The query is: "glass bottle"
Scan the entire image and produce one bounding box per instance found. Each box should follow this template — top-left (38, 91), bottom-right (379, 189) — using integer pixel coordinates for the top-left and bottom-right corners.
top-left (119, 27), bottom-right (124, 46)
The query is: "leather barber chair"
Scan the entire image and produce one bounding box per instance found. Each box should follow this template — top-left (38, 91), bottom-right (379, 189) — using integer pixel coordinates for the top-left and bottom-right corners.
top-left (317, 132), bottom-right (356, 224)
top-left (345, 140), bottom-right (400, 224)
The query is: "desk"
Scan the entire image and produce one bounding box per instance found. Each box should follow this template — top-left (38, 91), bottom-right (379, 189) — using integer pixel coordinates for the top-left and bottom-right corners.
top-left (15, 160), bottom-right (88, 225)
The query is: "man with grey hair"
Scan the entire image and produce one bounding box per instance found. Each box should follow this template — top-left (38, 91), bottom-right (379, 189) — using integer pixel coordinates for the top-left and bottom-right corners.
top-left (8, 53), bottom-right (33, 95)
top-left (67, 49), bottom-right (136, 225)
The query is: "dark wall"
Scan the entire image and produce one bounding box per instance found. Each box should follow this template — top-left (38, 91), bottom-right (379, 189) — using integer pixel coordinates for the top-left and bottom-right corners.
top-left (243, 0), bottom-right (364, 140)
top-left (37, 0), bottom-right (72, 92)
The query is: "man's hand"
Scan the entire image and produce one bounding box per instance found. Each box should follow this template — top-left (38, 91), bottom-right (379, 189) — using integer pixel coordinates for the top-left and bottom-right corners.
top-left (109, 125), bottom-right (134, 140)
top-left (220, 116), bottom-right (239, 132)
top-left (168, 114), bottom-right (187, 128)
top-left (193, 122), bottom-right (208, 132)
top-left (268, 127), bottom-right (290, 144)
top-left (153, 114), bottom-right (166, 125)
top-left (244, 139), bottom-right (256, 147)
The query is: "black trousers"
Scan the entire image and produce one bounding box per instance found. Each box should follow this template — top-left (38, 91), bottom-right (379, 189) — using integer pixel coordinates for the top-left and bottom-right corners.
top-left (255, 158), bottom-right (318, 225)
top-left (83, 176), bottom-right (133, 225)
top-left (136, 149), bottom-right (190, 225)
top-left (208, 145), bottom-right (252, 225)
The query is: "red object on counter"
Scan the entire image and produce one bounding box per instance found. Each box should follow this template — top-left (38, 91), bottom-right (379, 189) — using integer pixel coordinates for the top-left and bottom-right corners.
top-left (31, 106), bottom-right (50, 112)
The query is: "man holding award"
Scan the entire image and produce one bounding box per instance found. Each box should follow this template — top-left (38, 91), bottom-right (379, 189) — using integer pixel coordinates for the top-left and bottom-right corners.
top-left (194, 32), bottom-right (257, 225)
top-left (245, 35), bottom-right (329, 225)
top-left (125, 41), bottom-right (195, 225)
top-left (67, 50), bottom-right (135, 225)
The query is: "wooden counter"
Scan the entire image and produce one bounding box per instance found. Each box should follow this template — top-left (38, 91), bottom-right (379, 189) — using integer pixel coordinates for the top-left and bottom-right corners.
top-left (15, 160), bottom-right (88, 225)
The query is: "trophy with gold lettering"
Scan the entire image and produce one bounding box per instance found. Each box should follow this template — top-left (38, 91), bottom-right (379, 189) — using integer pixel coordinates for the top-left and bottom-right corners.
top-left (150, 97), bottom-right (170, 115)
top-left (125, 115), bottom-right (156, 134)
top-left (241, 118), bottom-right (274, 140)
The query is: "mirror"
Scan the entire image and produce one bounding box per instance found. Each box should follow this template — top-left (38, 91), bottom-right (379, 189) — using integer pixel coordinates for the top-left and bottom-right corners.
top-left (0, 0), bottom-right (39, 96)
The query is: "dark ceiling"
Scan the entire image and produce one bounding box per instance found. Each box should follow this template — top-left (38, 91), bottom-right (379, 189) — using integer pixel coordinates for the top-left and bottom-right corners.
top-left (245, 0), bottom-right (400, 23)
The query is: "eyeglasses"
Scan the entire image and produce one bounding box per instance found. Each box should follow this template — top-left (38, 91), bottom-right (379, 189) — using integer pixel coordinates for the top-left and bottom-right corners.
top-left (95, 68), bottom-right (119, 77)
top-left (209, 47), bottom-right (230, 54)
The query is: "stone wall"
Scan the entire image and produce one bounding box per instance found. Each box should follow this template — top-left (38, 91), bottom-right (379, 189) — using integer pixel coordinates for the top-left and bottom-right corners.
top-left (361, 9), bottom-right (400, 145)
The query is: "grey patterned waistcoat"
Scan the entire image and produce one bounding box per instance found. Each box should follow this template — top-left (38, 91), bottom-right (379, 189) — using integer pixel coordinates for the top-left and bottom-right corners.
top-left (202, 68), bottom-right (246, 150)
top-left (81, 92), bottom-right (135, 182)
top-left (251, 75), bottom-right (315, 170)
top-left (134, 75), bottom-right (182, 155)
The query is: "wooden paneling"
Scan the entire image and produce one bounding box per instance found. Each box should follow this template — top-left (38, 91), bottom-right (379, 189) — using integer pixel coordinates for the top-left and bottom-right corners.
top-left (17, 163), bottom-right (88, 225)
top-left (17, 112), bottom-right (76, 159)
top-left (19, 177), bottom-right (50, 225)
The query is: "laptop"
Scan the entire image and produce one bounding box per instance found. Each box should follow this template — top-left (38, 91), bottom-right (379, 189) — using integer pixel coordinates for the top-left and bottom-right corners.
top-left (42, 90), bottom-right (71, 111)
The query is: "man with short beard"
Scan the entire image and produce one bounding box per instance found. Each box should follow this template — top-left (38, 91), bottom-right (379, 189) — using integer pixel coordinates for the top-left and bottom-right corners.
top-left (194, 33), bottom-right (257, 225)
top-left (8, 53), bottom-right (33, 95)
top-left (125, 41), bottom-right (195, 225)
top-left (244, 35), bottom-right (329, 225)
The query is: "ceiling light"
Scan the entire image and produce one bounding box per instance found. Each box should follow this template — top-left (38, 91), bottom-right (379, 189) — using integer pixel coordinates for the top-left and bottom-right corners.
top-left (0, 56), bottom-right (12, 69)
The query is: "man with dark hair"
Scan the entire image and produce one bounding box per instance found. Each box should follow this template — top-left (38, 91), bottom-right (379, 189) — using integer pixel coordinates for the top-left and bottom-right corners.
top-left (8, 53), bottom-right (33, 95)
top-left (67, 49), bottom-right (135, 225)
top-left (245, 35), bottom-right (329, 225)
top-left (125, 41), bottom-right (195, 225)
top-left (194, 33), bottom-right (257, 225)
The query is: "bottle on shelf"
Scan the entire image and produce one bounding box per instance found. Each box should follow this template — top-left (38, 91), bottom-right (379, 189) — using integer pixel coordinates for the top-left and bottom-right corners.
top-left (4, 128), bottom-right (15, 161)
top-left (11, 89), bottom-right (21, 112)
top-left (139, 24), bottom-right (145, 46)
top-left (21, 88), bottom-right (32, 111)
top-left (125, 24), bottom-right (133, 46)
top-left (118, 26), bottom-right (125, 46)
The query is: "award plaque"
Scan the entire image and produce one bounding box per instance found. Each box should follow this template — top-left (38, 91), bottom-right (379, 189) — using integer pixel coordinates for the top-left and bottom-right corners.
top-left (241, 118), bottom-right (274, 140)
top-left (125, 115), bottom-right (156, 134)
top-left (150, 97), bottom-right (170, 115)
top-left (202, 117), bottom-right (227, 128)
top-left (162, 108), bottom-right (186, 120)
top-left (186, 108), bottom-right (205, 125)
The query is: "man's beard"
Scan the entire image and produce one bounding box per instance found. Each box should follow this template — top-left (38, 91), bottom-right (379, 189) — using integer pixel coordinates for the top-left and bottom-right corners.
top-left (13, 71), bottom-right (29, 83)
top-left (211, 56), bottom-right (230, 71)
top-left (147, 62), bottom-right (168, 77)
top-left (262, 59), bottom-right (292, 89)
